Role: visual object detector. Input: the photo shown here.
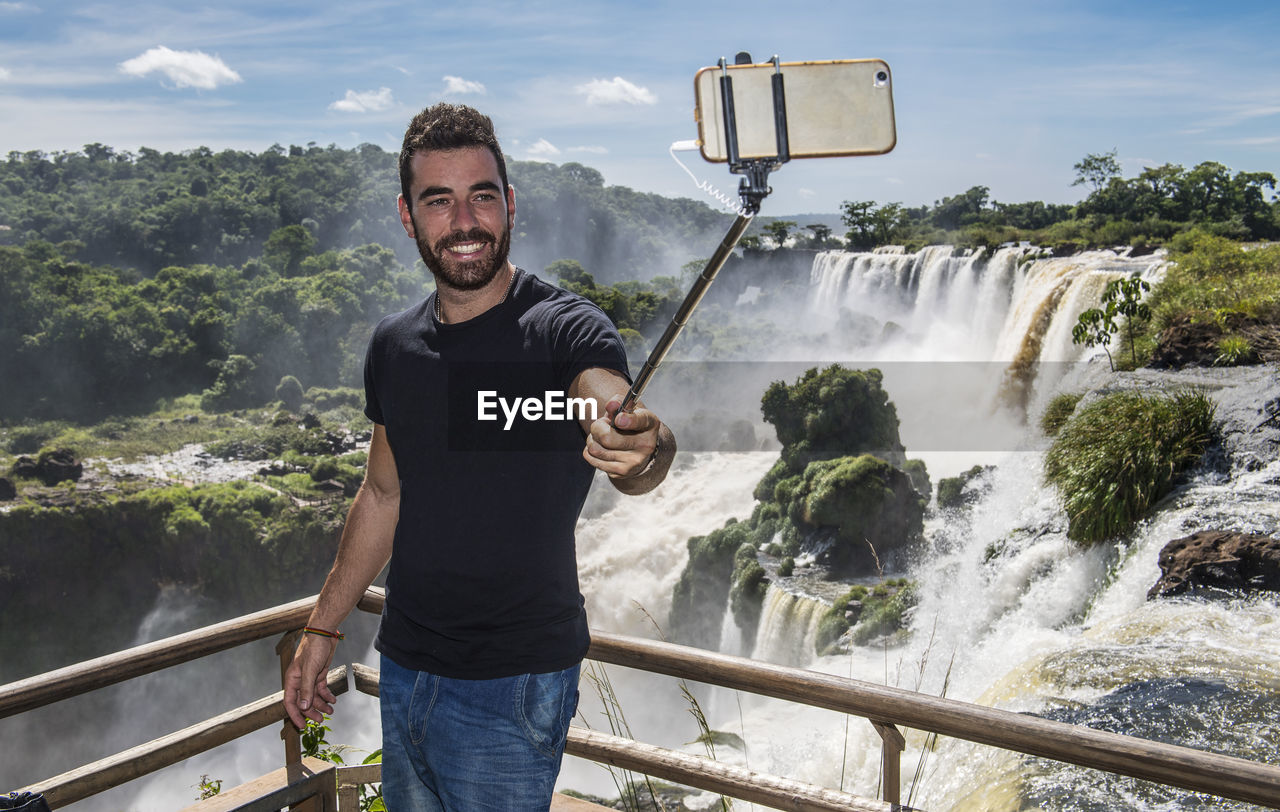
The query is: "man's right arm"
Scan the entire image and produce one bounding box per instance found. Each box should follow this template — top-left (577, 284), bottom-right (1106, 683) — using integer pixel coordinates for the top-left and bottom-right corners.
top-left (283, 423), bottom-right (400, 729)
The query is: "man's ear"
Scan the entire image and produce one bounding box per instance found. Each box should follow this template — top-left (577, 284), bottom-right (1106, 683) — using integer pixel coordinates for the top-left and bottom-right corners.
top-left (397, 194), bottom-right (416, 238)
top-left (506, 184), bottom-right (517, 230)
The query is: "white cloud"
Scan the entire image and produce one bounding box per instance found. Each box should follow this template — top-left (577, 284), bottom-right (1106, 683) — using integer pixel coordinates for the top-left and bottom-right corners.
top-left (526, 138), bottom-right (561, 160)
top-left (442, 75), bottom-right (485, 95)
top-left (568, 145), bottom-right (608, 154)
top-left (0, 2), bottom-right (36, 12)
top-left (396, 66), bottom-right (412, 76)
top-left (575, 76), bottom-right (656, 106)
top-left (797, 187), bottom-right (815, 198)
top-left (118, 46), bottom-right (242, 90)
top-left (330, 87), bottom-right (394, 113)
top-left (0, 67), bottom-right (10, 81)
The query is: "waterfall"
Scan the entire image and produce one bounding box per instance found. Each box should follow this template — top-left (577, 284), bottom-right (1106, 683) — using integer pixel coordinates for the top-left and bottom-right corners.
top-left (562, 246), bottom-right (1278, 809)
top-left (750, 585), bottom-right (828, 667)
top-left (809, 246), bottom-right (1166, 366)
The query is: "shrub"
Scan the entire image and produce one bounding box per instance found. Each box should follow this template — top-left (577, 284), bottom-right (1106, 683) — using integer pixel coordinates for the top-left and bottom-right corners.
top-left (1044, 389), bottom-right (1216, 543)
top-left (276, 375), bottom-right (305, 412)
top-left (1040, 392), bottom-right (1084, 437)
top-left (306, 386), bottom-right (363, 413)
top-left (310, 456), bottom-right (340, 482)
top-left (1215, 335), bottom-right (1257, 366)
top-left (778, 556), bottom-right (795, 577)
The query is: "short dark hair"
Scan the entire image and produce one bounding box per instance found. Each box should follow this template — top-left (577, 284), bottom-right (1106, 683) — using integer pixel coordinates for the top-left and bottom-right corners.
top-left (398, 103), bottom-right (510, 202)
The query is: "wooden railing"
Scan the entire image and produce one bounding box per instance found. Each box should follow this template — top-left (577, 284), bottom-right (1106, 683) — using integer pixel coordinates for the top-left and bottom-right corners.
top-left (5, 587), bottom-right (1279, 811)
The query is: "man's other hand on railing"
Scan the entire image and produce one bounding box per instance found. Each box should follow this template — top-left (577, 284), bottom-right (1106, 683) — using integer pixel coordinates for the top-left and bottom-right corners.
top-left (284, 633), bottom-right (339, 729)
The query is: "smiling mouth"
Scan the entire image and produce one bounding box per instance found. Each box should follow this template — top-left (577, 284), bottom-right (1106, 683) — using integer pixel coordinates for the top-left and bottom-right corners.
top-left (447, 242), bottom-right (486, 256)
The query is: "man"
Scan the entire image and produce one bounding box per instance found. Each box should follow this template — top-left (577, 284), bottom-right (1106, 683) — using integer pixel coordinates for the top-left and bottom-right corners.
top-left (282, 103), bottom-right (675, 810)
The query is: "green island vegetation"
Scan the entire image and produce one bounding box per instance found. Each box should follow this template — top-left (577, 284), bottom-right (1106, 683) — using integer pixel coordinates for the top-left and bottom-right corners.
top-left (814, 578), bottom-right (916, 655)
top-left (669, 366), bottom-right (928, 654)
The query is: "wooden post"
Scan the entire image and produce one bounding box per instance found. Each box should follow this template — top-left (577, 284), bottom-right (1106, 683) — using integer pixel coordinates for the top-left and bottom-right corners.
top-left (871, 720), bottom-right (906, 806)
top-left (276, 630), bottom-right (304, 767)
top-left (277, 630), bottom-right (321, 812)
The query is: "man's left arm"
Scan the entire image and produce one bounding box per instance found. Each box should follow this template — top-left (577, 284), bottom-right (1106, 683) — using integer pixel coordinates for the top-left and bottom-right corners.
top-left (570, 366), bottom-right (676, 495)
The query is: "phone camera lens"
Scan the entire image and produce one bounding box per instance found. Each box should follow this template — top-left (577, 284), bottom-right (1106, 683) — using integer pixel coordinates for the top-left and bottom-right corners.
top-left (874, 70), bottom-right (889, 87)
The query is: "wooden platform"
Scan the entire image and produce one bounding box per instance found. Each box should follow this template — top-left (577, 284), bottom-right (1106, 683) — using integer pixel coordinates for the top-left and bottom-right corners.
top-left (552, 794), bottom-right (613, 810)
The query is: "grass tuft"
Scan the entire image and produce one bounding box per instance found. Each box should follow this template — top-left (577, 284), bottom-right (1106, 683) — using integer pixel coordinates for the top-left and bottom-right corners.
top-left (1039, 392), bottom-right (1084, 437)
top-left (1044, 389), bottom-right (1216, 543)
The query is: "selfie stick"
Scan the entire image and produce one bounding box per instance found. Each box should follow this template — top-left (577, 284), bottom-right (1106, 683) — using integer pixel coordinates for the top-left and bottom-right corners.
top-left (619, 53), bottom-right (790, 414)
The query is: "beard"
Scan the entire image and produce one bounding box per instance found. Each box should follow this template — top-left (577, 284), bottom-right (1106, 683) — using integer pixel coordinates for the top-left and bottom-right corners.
top-left (415, 223), bottom-right (511, 292)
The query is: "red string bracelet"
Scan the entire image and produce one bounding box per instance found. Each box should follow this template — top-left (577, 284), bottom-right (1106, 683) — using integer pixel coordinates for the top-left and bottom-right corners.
top-left (303, 626), bottom-right (344, 640)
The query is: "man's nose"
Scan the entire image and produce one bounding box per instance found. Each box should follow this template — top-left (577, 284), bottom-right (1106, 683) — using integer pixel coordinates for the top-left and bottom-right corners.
top-left (451, 200), bottom-right (479, 231)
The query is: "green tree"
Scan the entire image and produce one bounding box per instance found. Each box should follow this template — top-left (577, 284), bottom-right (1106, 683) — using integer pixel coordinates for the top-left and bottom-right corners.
top-left (201, 354), bottom-right (260, 411)
top-left (802, 223), bottom-right (833, 248)
top-left (840, 201), bottom-right (910, 249)
top-left (264, 225), bottom-right (318, 277)
top-left (763, 220), bottom-right (797, 248)
top-left (1073, 150), bottom-right (1122, 194)
top-left (931, 186), bottom-right (990, 230)
top-left (1071, 275), bottom-right (1151, 370)
top-left (545, 258), bottom-right (593, 288)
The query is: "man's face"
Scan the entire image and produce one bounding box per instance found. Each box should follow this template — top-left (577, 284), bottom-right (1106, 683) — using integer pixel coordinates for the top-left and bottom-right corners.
top-left (398, 146), bottom-right (516, 291)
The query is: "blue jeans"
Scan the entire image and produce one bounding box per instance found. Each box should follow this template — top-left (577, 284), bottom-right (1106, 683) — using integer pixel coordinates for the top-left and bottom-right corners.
top-left (379, 653), bottom-right (580, 811)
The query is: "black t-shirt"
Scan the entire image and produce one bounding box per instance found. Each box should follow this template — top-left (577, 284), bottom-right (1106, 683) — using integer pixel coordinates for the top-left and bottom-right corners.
top-left (363, 269), bottom-right (630, 678)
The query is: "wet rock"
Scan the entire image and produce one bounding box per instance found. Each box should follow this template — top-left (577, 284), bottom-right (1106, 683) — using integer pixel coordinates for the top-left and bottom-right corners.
top-left (11, 450), bottom-right (82, 485)
top-left (844, 600), bottom-right (863, 624)
top-left (257, 460), bottom-right (292, 476)
top-left (0, 476), bottom-right (15, 500)
top-left (11, 456), bottom-right (38, 479)
top-left (1149, 314), bottom-right (1280, 369)
top-left (37, 449), bottom-right (84, 485)
top-left (1148, 530), bottom-right (1280, 599)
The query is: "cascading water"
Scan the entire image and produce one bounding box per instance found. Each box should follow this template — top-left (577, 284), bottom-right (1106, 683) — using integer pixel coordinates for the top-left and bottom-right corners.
top-left (750, 586), bottom-right (827, 667)
top-left (562, 246), bottom-right (1279, 810)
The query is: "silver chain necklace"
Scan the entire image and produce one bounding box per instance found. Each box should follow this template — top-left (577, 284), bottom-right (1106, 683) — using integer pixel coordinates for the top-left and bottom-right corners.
top-left (435, 267), bottom-right (518, 323)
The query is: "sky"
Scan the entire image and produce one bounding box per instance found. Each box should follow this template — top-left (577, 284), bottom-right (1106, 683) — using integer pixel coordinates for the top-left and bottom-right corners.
top-left (0, 0), bottom-right (1277, 216)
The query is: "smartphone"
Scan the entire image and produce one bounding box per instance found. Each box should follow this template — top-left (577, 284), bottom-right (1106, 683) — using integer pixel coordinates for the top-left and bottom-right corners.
top-left (694, 58), bottom-right (896, 162)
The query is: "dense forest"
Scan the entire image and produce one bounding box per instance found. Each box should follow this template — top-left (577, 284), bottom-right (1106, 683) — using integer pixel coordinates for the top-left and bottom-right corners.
top-left (0, 144), bottom-right (731, 423)
top-left (1, 143), bottom-right (1276, 426)
top-left (0, 143), bottom-right (731, 279)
